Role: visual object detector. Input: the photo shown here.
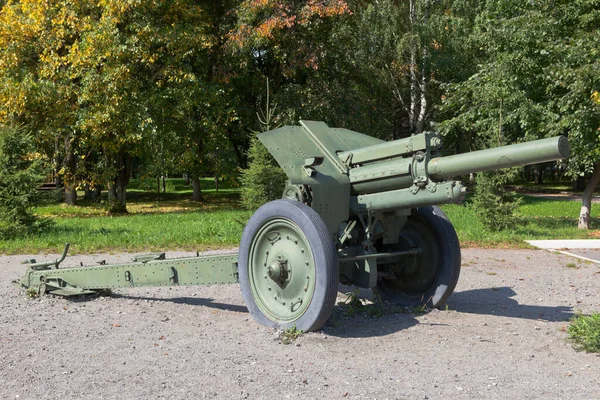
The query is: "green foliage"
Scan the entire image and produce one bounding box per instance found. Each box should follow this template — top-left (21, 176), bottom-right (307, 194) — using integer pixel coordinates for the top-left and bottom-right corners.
top-left (568, 313), bottom-right (600, 353)
top-left (340, 289), bottom-right (366, 317)
top-left (472, 169), bottom-right (522, 231)
top-left (239, 135), bottom-right (286, 210)
top-left (1, 0), bottom-right (598, 229)
top-left (279, 326), bottom-right (303, 345)
top-left (410, 305), bottom-right (428, 314)
top-left (0, 0), bottom-right (237, 211)
top-left (0, 125), bottom-right (46, 239)
top-left (440, 0), bottom-right (600, 177)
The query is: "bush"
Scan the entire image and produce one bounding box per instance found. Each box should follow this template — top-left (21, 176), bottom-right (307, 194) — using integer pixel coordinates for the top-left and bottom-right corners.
top-left (239, 135), bottom-right (287, 210)
top-left (472, 169), bottom-right (522, 231)
top-left (0, 125), bottom-right (47, 239)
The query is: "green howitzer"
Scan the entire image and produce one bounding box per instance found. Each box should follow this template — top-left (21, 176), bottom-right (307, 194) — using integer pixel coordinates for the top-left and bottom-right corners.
top-left (15, 121), bottom-right (570, 332)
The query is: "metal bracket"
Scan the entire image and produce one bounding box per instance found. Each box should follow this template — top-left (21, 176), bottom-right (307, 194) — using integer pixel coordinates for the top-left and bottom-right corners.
top-left (133, 253), bottom-right (166, 263)
top-left (302, 157), bottom-right (324, 177)
top-left (283, 184), bottom-right (312, 205)
top-left (337, 220), bottom-right (357, 248)
top-left (25, 243), bottom-right (70, 270)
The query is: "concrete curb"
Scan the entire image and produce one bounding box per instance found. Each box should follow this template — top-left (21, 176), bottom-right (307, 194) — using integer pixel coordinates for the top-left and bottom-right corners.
top-left (526, 239), bottom-right (600, 249)
top-left (526, 239), bottom-right (600, 264)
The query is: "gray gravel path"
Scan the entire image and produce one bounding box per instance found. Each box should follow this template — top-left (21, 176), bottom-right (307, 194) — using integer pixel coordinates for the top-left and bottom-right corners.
top-left (1, 248), bottom-right (599, 399)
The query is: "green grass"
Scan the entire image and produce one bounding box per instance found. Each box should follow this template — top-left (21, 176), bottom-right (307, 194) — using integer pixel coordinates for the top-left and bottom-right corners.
top-left (440, 194), bottom-right (600, 248)
top-left (568, 313), bottom-right (600, 353)
top-left (1, 209), bottom-right (250, 254)
top-left (279, 326), bottom-right (304, 345)
top-left (0, 178), bottom-right (251, 254)
top-left (1, 178), bottom-right (599, 254)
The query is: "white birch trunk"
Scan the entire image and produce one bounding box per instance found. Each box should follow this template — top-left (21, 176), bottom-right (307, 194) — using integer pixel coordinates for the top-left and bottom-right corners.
top-left (578, 162), bottom-right (600, 229)
top-left (409, 0), bottom-right (418, 133)
top-left (415, 0), bottom-right (430, 134)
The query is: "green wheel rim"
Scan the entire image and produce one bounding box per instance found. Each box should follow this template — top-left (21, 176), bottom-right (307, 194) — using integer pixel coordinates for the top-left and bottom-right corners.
top-left (248, 218), bottom-right (316, 323)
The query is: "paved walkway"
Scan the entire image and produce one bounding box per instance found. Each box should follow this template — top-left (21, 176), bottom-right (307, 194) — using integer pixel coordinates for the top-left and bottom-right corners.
top-left (523, 192), bottom-right (600, 203)
top-left (527, 239), bottom-right (600, 264)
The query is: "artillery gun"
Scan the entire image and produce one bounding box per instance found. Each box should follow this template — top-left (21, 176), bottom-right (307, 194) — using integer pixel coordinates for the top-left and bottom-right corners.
top-left (15, 121), bottom-right (570, 332)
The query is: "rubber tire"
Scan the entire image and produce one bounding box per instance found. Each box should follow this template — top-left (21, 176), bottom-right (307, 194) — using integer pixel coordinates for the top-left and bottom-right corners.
top-left (238, 199), bottom-right (339, 332)
top-left (376, 205), bottom-right (461, 308)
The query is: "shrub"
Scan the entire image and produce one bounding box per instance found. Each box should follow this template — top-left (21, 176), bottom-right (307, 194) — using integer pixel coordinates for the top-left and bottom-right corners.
top-left (0, 125), bottom-right (47, 239)
top-left (472, 169), bottom-right (522, 231)
top-left (239, 135), bottom-right (287, 210)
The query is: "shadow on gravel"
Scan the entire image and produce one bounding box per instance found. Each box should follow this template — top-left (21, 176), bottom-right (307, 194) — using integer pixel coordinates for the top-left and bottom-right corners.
top-left (323, 311), bottom-right (420, 338)
top-left (111, 294), bottom-right (249, 313)
top-left (447, 287), bottom-right (573, 322)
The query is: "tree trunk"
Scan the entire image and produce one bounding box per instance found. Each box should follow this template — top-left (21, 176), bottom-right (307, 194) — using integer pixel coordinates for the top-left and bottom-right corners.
top-left (534, 165), bottom-right (544, 185)
top-left (63, 133), bottom-right (77, 205)
top-left (64, 185), bottom-right (77, 205)
top-left (84, 184), bottom-right (101, 201)
top-left (578, 162), bottom-right (600, 229)
top-left (107, 151), bottom-right (130, 213)
top-left (191, 178), bottom-right (204, 202)
top-left (157, 176), bottom-right (161, 201)
top-left (54, 137), bottom-right (63, 203)
top-left (408, 0), bottom-right (418, 134)
top-left (415, 0), bottom-right (430, 134)
top-left (227, 128), bottom-right (247, 168)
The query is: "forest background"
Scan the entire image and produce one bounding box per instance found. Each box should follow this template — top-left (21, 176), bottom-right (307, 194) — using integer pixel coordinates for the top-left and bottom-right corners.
top-left (0, 0), bottom-right (599, 236)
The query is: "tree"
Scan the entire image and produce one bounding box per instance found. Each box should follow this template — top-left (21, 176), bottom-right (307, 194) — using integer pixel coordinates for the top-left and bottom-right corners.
top-left (228, 0), bottom-right (352, 128)
top-left (0, 0), bottom-right (227, 212)
top-left (439, 0), bottom-right (600, 228)
top-left (0, 124), bottom-right (46, 239)
top-left (0, 0), bottom-right (90, 205)
top-left (239, 79), bottom-right (286, 210)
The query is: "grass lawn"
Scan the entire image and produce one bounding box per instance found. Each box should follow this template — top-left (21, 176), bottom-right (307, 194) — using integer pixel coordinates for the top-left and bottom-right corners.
top-left (1, 178), bottom-right (251, 254)
top-left (1, 178), bottom-right (598, 254)
top-left (441, 194), bottom-right (600, 248)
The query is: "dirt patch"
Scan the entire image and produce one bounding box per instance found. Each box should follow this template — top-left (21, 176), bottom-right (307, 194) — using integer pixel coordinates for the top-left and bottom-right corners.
top-left (1, 249), bottom-right (599, 399)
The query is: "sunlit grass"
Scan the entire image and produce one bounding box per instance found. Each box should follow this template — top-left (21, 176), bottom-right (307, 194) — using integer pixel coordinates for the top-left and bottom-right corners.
top-left (1, 177), bottom-right (598, 254)
top-left (568, 313), bottom-right (600, 353)
top-left (441, 194), bottom-right (600, 248)
top-left (1, 208), bottom-right (251, 254)
top-left (1, 178), bottom-right (250, 254)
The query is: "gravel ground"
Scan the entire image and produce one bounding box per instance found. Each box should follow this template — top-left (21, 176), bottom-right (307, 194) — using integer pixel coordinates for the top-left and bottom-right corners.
top-left (1, 248), bottom-right (599, 399)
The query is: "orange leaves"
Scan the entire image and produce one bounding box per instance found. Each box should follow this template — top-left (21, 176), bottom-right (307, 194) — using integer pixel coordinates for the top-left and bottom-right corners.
top-left (255, 15), bottom-right (296, 40)
top-left (229, 0), bottom-right (350, 47)
top-left (299, 0), bottom-right (351, 24)
top-left (228, 0), bottom-right (350, 75)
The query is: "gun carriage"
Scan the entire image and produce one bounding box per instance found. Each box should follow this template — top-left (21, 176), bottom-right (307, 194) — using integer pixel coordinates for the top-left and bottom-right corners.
top-left (16, 121), bottom-right (570, 332)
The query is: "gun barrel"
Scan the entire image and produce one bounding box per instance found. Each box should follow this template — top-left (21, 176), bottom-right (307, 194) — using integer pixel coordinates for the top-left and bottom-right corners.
top-left (348, 135), bottom-right (569, 196)
top-left (428, 136), bottom-right (570, 180)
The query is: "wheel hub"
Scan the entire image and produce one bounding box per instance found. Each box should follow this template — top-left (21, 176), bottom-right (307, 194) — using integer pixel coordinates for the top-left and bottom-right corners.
top-left (267, 257), bottom-right (289, 284)
top-left (378, 217), bottom-right (441, 296)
